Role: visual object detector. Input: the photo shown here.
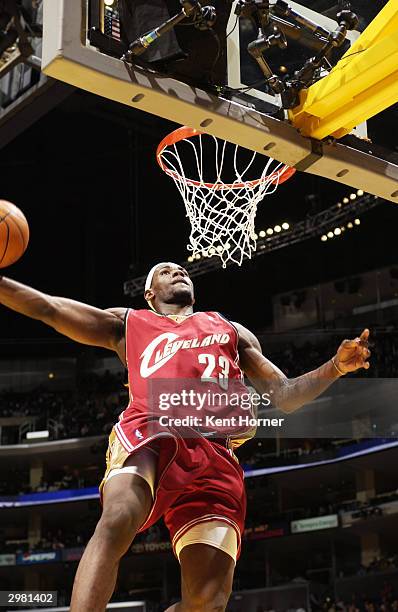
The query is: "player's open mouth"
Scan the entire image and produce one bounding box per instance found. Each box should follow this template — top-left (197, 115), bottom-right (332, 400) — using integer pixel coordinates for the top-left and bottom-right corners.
top-left (172, 279), bottom-right (189, 286)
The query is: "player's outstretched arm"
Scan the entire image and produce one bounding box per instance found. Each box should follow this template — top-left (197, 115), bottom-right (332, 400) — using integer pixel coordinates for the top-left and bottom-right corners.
top-left (0, 276), bottom-right (125, 352)
top-left (235, 322), bottom-right (371, 413)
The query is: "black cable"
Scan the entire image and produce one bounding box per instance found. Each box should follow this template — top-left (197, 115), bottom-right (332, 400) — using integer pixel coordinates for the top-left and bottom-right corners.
top-left (226, 15), bottom-right (239, 40)
top-left (222, 78), bottom-right (269, 93)
top-left (338, 48), bottom-right (367, 60)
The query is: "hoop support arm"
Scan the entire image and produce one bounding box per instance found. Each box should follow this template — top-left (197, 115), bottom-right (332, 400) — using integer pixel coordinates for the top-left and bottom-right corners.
top-left (288, 0), bottom-right (398, 139)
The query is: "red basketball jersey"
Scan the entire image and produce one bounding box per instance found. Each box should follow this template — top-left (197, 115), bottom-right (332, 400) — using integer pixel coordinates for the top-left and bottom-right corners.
top-left (116, 309), bottom-right (253, 447)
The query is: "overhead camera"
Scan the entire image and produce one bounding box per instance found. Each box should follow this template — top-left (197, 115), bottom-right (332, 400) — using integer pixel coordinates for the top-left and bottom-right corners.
top-left (122, 0), bottom-right (217, 62)
top-left (233, 0), bottom-right (359, 107)
top-left (121, 0), bottom-right (359, 109)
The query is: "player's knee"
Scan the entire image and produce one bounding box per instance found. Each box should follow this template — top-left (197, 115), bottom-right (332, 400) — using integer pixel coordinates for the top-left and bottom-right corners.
top-left (183, 586), bottom-right (230, 611)
top-left (97, 501), bottom-right (140, 542)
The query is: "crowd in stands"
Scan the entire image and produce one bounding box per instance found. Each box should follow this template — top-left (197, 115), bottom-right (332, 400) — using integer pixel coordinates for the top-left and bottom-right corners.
top-left (0, 463), bottom-right (102, 496)
top-left (265, 329), bottom-right (398, 379)
top-left (317, 585), bottom-right (398, 612)
top-left (0, 370), bottom-right (128, 444)
top-left (239, 438), bottom-right (352, 471)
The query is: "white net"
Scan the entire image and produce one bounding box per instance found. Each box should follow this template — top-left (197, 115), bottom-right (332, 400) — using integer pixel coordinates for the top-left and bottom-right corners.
top-left (157, 129), bottom-right (294, 267)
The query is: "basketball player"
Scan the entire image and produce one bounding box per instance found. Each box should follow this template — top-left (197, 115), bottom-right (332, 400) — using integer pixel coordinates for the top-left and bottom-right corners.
top-left (0, 264), bottom-right (370, 611)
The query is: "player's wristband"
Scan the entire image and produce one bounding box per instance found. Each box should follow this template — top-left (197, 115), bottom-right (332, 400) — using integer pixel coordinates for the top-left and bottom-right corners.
top-left (331, 357), bottom-right (345, 376)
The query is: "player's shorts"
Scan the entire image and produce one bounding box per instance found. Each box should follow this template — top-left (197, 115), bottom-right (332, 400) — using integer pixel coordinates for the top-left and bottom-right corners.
top-left (100, 427), bottom-right (246, 562)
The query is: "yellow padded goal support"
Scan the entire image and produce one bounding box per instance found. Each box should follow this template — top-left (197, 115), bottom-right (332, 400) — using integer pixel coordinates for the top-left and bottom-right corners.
top-left (288, 0), bottom-right (398, 139)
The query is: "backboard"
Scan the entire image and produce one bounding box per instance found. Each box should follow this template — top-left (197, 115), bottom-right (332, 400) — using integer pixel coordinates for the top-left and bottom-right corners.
top-left (41, 0), bottom-right (398, 202)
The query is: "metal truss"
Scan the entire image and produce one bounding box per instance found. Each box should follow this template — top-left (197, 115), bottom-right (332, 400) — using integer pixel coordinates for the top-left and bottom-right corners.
top-left (123, 193), bottom-right (381, 297)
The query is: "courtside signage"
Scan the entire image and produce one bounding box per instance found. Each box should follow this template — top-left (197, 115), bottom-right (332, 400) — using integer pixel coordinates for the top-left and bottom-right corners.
top-left (16, 551), bottom-right (61, 564)
top-left (0, 553), bottom-right (15, 566)
top-left (291, 514), bottom-right (339, 534)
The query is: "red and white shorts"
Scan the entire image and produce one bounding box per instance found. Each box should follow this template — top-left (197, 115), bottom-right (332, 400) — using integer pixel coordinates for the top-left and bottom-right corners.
top-left (100, 425), bottom-right (246, 563)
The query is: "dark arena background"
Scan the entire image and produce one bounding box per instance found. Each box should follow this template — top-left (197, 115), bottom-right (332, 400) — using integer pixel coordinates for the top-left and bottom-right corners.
top-left (0, 0), bottom-right (398, 610)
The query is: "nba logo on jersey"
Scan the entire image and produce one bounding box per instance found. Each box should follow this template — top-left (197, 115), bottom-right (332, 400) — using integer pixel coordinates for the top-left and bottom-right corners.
top-left (135, 429), bottom-right (144, 440)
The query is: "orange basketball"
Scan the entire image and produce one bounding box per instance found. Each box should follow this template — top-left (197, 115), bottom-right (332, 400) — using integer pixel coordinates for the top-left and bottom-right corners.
top-left (0, 200), bottom-right (29, 268)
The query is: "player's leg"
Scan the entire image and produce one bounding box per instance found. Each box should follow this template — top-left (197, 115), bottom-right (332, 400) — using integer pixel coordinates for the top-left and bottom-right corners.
top-left (165, 543), bottom-right (235, 612)
top-left (162, 439), bottom-right (244, 612)
top-left (70, 447), bottom-right (155, 612)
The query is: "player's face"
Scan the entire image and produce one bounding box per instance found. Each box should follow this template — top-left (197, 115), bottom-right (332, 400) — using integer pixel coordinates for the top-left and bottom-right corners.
top-left (151, 264), bottom-right (194, 306)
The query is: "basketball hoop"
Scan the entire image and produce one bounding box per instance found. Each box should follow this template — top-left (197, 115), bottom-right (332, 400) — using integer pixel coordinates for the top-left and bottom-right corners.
top-left (156, 126), bottom-right (295, 267)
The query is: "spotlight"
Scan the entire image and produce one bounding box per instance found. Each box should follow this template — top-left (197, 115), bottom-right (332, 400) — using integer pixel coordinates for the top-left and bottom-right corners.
top-left (209, 248), bottom-right (216, 255)
top-left (350, 193), bottom-right (357, 200)
top-left (216, 246), bottom-right (223, 253)
top-left (104, 0), bottom-right (115, 6)
top-left (337, 202), bottom-right (342, 208)
top-left (187, 256), bottom-right (194, 262)
top-left (354, 218), bottom-right (361, 225)
top-left (259, 230), bottom-right (266, 238)
top-left (266, 228), bottom-right (273, 235)
top-left (279, 65), bottom-right (288, 74)
top-left (282, 222), bottom-right (289, 230)
top-left (48, 372), bottom-right (54, 379)
top-left (357, 189), bottom-right (364, 196)
top-left (334, 228), bottom-right (342, 235)
top-left (343, 197), bottom-right (349, 204)
top-left (327, 231), bottom-right (334, 238)
top-left (195, 253), bottom-right (201, 259)
top-left (225, 242), bottom-right (231, 249)
top-left (274, 225), bottom-right (282, 233)
top-left (321, 235), bottom-right (327, 242)
top-left (347, 222), bottom-right (353, 229)
top-left (341, 227), bottom-right (345, 232)
top-left (254, 233), bottom-right (258, 240)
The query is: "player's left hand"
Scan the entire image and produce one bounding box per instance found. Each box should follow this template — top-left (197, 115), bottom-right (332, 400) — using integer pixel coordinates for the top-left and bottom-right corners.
top-left (333, 328), bottom-right (371, 374)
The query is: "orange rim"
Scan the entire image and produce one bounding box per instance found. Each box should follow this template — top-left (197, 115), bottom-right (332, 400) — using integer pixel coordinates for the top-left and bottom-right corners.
top-left (156, 126), bottom-right (296, 189)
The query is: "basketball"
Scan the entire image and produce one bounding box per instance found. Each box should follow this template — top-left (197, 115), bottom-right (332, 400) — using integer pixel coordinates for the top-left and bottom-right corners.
top-left (0, 200), bottom-right (29, 268)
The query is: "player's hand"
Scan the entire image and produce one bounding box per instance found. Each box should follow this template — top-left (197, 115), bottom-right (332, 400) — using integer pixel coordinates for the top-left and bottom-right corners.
top-left (333, 328), bottom-right (371, 374)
